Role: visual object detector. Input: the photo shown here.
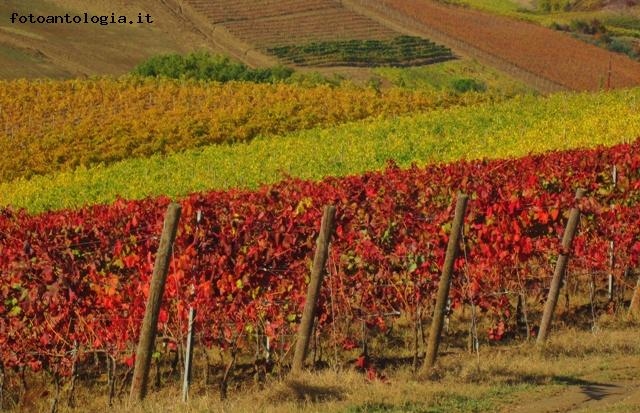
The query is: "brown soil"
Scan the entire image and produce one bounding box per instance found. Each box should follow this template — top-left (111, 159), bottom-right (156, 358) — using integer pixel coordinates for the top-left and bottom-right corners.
top-left (182, 0), bottom-right (400, 49)
top-left (351, 0), bottom-right (640, 91)
top-left (512, 380), bottom-right (640, 412)
top-left (0, 0), bottom-right (219, 79)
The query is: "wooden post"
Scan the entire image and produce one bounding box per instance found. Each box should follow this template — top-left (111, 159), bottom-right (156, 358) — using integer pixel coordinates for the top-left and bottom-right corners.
top-left (107, 355), bottom-right (116, 407)
top-left (291, 205), bottom-right (336, 375)
top-left (422, 193), bottom-right (468, 372)
top-left (608, 241), bottom-right (615, 301)
top-left (537, 189), bottom-right (586, 345)
top-left (0, 364), bottom-right (4, 411)
top-left (67, 342), bottom-right (78, 408)
top-left (182, 307), bottom-right (196, 403)
top-left (130, 203), bottom-right (182, 402)
top-left (610, 167), bottom-right (617, 303)
top-left (629, 271), bottom-right (640, 320)
top-left (607, 56), bottom-right (612, 90)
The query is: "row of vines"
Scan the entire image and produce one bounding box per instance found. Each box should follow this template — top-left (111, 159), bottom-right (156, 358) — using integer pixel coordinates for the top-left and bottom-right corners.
top-left (0, 78), bottom-right (467, 182)
top-left (267, 36), bottom-right (454, 67)
top-left (1, 141), bottom-right (640, 381)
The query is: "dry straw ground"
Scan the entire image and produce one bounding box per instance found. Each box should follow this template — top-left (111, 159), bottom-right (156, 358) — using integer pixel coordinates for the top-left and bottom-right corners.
top-left (6, 312), bottom-right (640, 413)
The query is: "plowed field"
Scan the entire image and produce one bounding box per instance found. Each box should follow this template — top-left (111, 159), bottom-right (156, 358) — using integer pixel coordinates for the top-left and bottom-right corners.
top-left (184, 0), bottom-right (398, 48)
top-left (359, 0), bottom-right (640, 91)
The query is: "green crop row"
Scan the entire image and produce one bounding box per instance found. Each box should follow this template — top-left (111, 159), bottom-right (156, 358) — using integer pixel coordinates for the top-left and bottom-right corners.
top-left (2, 88), bottom-right (639, 213)
top-left (267, 36), bottom-right (454, 67)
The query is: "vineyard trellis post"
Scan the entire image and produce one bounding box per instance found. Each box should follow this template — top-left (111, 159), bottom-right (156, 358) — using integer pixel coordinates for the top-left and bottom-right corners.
top-left (130, 203), bottom-right (182, 402)
top-left (0, 365), bottom-right (4, 411)
top-left (608, 241), bottom-right (615, 302)
top-left (67, 342), bottom-right (78, 408)
top-left (422, 193), bottom-right (468, 372)
top-left (609, 165), bottom-right (617, 302)
top-left (537, 189), bottom-right (586, 345)
top-left (182, 307), bottom-right (196, 403)
top-left (629, 271), bottom-right (640, 319)
top-left (107, 355), bottom-right (116, 407)
top-left (291, 205), bottom-right (337, 375)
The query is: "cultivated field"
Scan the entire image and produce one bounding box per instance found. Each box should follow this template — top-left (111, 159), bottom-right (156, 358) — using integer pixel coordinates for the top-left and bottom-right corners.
top-left (3, 87), bottom-right (638, 213)
top-left (3, 139), bottom-right (640, 412)
top-left (353, 0), bottom-right (640, 90)
top-left (3, 2), bottom-right (640, 412)
top-left (182, 0), bottom-right (455, 67)
top-left (0, 78), bottom-right (484, 182)
top-left (0, 0), bottom-right (217, 78)
top-left (184, 0), bottom-right (398, 47)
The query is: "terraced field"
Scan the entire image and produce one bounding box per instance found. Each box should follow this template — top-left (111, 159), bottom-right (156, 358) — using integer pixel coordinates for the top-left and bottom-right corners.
top-left (186, 0), bottom-right (337, 24)
top-left (182, 0), bottom-right (455, 67)
top-left (267, 36), bottom-right (453, 67)
top-left (185, 0), bottom-right (397, 47)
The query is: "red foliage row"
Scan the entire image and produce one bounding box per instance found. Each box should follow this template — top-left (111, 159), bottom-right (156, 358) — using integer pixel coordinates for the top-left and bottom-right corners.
top-left (1, 141), bottom-right (640, 375)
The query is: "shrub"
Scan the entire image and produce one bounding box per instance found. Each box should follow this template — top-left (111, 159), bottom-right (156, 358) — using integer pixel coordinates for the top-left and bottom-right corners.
top-left (450, 78), bottom-right (486, 93)
top-left (133, 51), bottom-right (293, 82)
top-left (607, 38), bottom-right (638, 59)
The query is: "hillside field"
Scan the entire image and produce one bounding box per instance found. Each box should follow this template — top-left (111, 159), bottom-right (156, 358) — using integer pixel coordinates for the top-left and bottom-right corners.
top-left (352, 0), bottom-right (640, 91)
top-left (0, 0), bottom-right (218, 78)
top-left (2, 87), bottom-right (638, 213)
top-left (3, 2), bottom-right (640, 413)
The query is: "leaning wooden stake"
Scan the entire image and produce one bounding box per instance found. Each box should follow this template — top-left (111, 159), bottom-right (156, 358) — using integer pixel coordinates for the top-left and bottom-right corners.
top-left (67, 342), bottom-right (78, 408)
top-left (182, 307), bottom-right (196, 403)
top-left (628, 271), bottom-right (640, 320)
top-left (422, 193), bottom-right (468, 372)
top-left (537, 189), bottom-right (586, 345)
top-left (291, 205), bottom-right (336, 375)
top-left (130, 203), bottom-right (182, 402)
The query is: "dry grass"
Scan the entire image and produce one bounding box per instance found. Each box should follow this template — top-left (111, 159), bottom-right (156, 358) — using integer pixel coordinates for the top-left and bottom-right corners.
top-left (5, 325), bottom-right (639, 413)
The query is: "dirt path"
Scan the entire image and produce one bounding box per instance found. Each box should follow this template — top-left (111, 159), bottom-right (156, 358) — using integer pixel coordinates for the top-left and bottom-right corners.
top-left (511, 380), bottom-right (640, 412)
top-left (164, 0), bottom-right (279, 68)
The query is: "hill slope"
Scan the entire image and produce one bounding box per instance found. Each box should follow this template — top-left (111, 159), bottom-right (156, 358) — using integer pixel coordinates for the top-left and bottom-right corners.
top-left (2, 0), bottom-right (639, 92)
top-left (0, 0), bottom-right (217, 78)
top-left (183, 0), bottom-right (398, 48)
top-left (347, 0), bottom-right (640, 91)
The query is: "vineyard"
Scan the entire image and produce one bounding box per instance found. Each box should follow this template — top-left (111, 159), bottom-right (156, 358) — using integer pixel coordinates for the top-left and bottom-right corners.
top-left (0, 78), bottom-right (472, 183)
top-left (267, 36), bottom-right (453, 67)
top-left (183, 0), bottom-right (451, 68)
top-left (184, 0), bottom-right (397, 48)
top-left (185, 0), bottom-right (339, 25)
top-left (4, 0), bottom-right (640, 411)
top-left (1, 140), bottom-right (640, 405)
top-left (2, 88), bottom-right (639, 213)
top-left (355, 0), bottom-right (640, 90)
